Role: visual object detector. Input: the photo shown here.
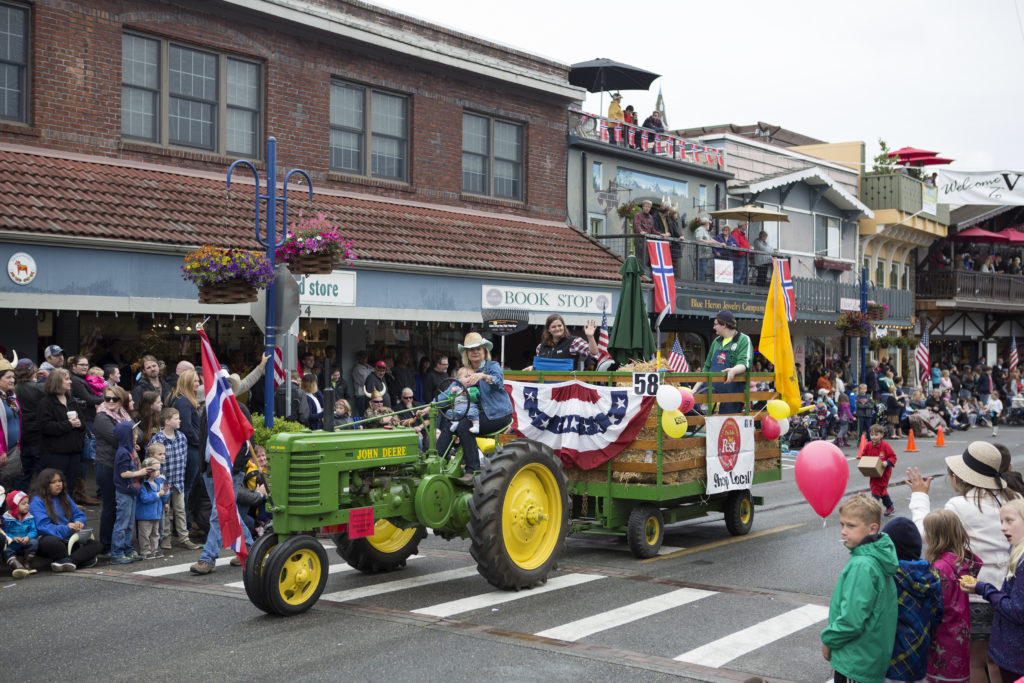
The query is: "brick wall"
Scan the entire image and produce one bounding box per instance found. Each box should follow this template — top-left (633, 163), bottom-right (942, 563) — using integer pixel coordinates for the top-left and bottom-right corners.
top-left (0, 0), bottom-right (570, 220)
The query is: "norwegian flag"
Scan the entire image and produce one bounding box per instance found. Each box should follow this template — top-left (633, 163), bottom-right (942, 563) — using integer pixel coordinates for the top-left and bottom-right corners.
top-left (614, 123), bottom-right (622, 142)
top-left (714, 148), bottom-right (724, 166)
top-left (597, 308), bottom-right (611, 363)
top-left (640, 130), bottom-right (649, 151)
top-left (627, 126), bottom-right (636, 147)
top-left (776, 258), bottom-right (796, 321)
top-left (646, 240), bottom-right (675, 314)
top-left (668, 337), bottom-right (689, 373)
top-left (199, 329), bottom-right (253, 562)
top-left (600, 121), bottom-right (609, 142)
top-left (915, 326), bottom-right (930, 387)
top-left (704, 146), bottom-right (714, 163)
top-left (690, 143), bottom-right (700, 163)
top-left (1011, 334), bottom-right (1019, 373)
top-left (273, 347), bottom-right (286, 389)
top-left (664, 137), bottom-right (673, 156)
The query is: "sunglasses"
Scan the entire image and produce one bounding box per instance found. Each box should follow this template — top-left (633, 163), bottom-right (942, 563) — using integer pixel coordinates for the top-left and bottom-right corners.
top-left (104, 396), bottom-right (120, 402)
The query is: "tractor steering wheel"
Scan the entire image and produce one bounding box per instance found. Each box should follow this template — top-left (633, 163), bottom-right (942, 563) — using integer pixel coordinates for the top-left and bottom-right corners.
top-left (436, 378), bottom-right (470, 423)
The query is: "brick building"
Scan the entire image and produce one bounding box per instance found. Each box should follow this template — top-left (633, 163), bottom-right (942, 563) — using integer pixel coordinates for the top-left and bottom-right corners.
top-left (0, 0), bottom-right (624, 385)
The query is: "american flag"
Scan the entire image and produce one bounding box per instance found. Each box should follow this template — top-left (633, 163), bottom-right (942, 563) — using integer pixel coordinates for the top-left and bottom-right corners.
top-left (1011, 334), bottom-right (1019, 373)
top-left (597, 308), bottom-right (610, 360)
top-left (668, 337), bottom-right (689, 373)
top-left (916, 326), bottom-right (930, 387)
top-left (199, 329), bottom-right (254, 562)
top-left (273, 347), bottom-right (286, 389)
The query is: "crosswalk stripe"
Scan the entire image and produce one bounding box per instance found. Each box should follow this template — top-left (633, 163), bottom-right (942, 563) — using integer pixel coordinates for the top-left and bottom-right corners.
top-left (133, 556), bottom-right (236, 577)
top-left (673, 604), bottom-right (829, 667)
top-left (411, 573), bottom-right (605, 618)
top-left (320, 566), bottom-right (479, 602)
top-left (534, 587), bottom-right (715, 642)
top-left (222, 554), bottom-right (427, 589)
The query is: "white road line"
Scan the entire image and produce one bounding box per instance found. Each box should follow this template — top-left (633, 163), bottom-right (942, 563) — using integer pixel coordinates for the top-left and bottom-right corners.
top-left (674, 604), bottom-right (829, 667)
top-left (411, 573), bottom-right (605, 618)
top-left (320, 566), bottom-right (479, 602)
top-left (534, 587), bottom-right (716, 642)
top-left (222, 554), bottom-right (427, 589)
top-left (133, 556), bottom-right (235, 576)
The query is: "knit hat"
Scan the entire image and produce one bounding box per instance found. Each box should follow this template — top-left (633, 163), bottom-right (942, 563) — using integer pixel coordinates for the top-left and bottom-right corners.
top-left (5, 490), bottom-right (28, 521)
top-left (882, 516), bottom-right (922, 561)
top-left (946, 441), bottom-right (1006, 491)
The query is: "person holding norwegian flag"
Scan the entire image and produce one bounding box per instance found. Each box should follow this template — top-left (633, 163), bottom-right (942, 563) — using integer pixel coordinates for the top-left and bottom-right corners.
top-left (189, 323), bottom-right (254, 576)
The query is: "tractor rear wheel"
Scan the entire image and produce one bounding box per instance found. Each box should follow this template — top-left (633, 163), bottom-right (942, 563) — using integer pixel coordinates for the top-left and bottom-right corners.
top-left (334, 520), bottom-right (427, 573)
top-left (263, 535), bottom-right (329, 616)
top-left (627, 504), bottom-right (664, 558)
top-left (243, 532), bottom-right (278, 614)
top-left (468, 440), bottom-right (569, 590)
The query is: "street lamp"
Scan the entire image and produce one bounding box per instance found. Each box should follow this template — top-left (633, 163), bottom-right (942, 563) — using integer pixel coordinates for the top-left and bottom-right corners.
top-left (227, 137), bottom-right (313, 428)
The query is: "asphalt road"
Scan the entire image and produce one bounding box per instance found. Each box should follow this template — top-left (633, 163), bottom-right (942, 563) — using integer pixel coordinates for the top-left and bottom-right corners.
top-left (3, 426), bottom-right (1021, 682)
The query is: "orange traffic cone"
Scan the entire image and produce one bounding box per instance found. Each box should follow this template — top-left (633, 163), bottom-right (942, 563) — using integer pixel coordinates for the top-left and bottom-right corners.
top-left (857, 432), bottom-right (867, 459)
top-left (935, 429), bottom-right (946, 447)
top-left (905, 430), bottom-right (918, 452)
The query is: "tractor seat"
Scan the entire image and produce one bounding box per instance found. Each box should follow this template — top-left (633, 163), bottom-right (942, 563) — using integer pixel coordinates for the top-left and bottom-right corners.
top-left (476, 420), bottom-right (513, 455)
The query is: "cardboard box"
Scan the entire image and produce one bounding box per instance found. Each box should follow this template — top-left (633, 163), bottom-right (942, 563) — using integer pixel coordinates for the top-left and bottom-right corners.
top-left (858, 456), bottom-right (886, 478)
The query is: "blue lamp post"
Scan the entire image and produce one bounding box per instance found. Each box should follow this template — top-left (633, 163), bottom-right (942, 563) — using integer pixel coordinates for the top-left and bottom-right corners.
top-left (860, 266), bottom-right (869, 385)
top-left (227, 137), bottom-right (312, 428)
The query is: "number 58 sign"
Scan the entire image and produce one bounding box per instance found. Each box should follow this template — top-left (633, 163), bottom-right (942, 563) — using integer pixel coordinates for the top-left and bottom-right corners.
top-left (632, 372), bottom-right (660, 396)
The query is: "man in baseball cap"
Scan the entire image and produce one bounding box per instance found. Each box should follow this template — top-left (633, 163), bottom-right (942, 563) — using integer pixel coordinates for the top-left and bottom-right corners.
top-left (39, 345), bottom-right (64, 372)
top-left (692, 309), bottom-right (752, 415)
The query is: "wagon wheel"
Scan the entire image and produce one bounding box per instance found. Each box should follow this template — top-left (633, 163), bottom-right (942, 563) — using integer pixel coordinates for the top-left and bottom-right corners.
top-left (724, 490), bottom-right (754, 536)
top-left (468, 440), bottom-right (569, 590)
top-left (243, 531), bottom-right (278, 614)
top-left (334, 520), bottom-right (427, 573)
top-left (627, 504), bottom-right (664, 558)
top-left (262, 535), bottom-right (329, 616)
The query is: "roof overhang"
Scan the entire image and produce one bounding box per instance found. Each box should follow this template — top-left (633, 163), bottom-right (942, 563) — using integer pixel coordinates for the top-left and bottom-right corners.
top-left (729, 166), bottom-right (874, 218)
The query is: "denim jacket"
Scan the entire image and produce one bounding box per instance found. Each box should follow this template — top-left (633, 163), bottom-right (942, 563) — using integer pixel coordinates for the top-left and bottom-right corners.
top-left (471, 360), bottom-right (512, 420)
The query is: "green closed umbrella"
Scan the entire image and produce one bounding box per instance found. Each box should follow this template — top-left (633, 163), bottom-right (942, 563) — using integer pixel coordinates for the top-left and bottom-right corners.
top-left (607, 255), bottom-right (656, 365)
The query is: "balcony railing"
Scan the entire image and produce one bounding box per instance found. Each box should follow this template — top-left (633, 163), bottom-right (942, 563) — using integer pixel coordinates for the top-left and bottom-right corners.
top-left (861, 173), bottom-right (950, 225)
top-left (916, 270), bottom-right (1024, 305)
top-left (590, 232), bottom-right (913, 321)
top-left (568, 109), bottom-right (725, 171)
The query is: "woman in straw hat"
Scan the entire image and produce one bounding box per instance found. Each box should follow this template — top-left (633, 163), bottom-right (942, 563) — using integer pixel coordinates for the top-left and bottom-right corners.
top-left (907, 441), bottom-right (1022, 681)
top-left (438, 332), bottom-right (513, 482)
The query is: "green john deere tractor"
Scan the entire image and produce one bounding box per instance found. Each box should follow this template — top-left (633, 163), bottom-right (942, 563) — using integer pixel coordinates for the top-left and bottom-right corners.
top-left (244, 386), bottom-right (569, 616)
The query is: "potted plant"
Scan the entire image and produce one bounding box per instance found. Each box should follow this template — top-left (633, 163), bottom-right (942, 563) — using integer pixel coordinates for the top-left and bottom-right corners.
top-left (836, 311), bottom-right (873, 338)
top-left (276, 211), bottom-right (357, 275)
top-left (181, 245), bottom-right (275, 304)
top-left (866, 301), bottom-right (889, 320)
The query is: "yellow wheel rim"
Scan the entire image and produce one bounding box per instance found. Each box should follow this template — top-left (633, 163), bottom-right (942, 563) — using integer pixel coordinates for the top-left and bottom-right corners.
top-left (502, 462), bottom-right (561, 570)
top-left (739, 498), bottom-right (752, 524)
top-left (276, 548), bottom-right (322, 606)
top-left (367, 519), bottom-right (418, 554)
top-left (644, 515), bottom-right (661, 546)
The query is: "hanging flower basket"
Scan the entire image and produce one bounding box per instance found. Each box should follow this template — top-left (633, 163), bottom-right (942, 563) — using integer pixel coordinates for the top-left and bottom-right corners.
top-left (276, 211), bottom-right (356, 276)
top-left (182, 245), bottom-right (274, 305)
top-left (866, 301), bottom-right (889, 320)
top-left (845, 329), bottom-right (869, 338)
top-left (836, 311), bottom-right (873, 338)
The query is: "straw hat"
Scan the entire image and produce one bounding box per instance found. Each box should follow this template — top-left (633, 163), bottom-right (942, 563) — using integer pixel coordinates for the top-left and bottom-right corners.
top-left (226, 373), bottom-right (242, 395)
top-left (458, 332), bottom-right (493, 354)
top-left (945, 441), bottom-right (1006, 490)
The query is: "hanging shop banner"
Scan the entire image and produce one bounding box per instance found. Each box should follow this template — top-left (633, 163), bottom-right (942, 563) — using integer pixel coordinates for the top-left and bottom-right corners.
top-left (922, 183), bottom-right (938, 216)
top-left (297, 271), bottom-right (356, 306)
top-left (937, 169), bottom-right (1024, 206)
top-left (705, 415), bottom-right (755, 494)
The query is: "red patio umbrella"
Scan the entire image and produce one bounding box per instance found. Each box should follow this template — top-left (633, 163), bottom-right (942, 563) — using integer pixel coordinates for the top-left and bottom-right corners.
top-left (907, 156), bottom-right (953, 167)
top-left (951, 227), bottom-right (1011, 242)
top-left (1000, 228), bottom-right (1024, 244)
top-left (888, 146), bottom-right (939, 159)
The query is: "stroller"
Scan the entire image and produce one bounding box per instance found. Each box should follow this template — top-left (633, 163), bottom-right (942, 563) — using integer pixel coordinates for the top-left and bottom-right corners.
top-left (1009, 394), bottom-right (1024, 426)
top-left (784, 414), bottom-right (812, 451)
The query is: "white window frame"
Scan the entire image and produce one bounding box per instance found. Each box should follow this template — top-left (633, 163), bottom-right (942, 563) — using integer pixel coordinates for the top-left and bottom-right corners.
top-left (329, 80), bottom-right (409, 181)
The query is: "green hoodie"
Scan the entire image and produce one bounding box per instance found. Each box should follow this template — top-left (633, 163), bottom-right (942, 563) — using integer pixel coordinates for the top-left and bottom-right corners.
top-left (821, 532), bottom-right (899, 683)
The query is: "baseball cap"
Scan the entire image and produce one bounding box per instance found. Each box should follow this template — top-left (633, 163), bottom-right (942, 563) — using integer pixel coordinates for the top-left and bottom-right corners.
top-left (44, 344), bottom-right (63, 357)
top-left (713, 310), bottom-right (735, 324)
top-left (375, 360), bottom-right (387, 368)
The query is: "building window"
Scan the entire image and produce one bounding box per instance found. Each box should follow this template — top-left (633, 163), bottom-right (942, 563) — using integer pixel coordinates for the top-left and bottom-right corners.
top-left (0, 3), bottom-right (28, 123)
top-left (462, 113), bottom-right (522, 200)
top-left (815, 215), bottom-right (841, 259)
top-left (698, 185), bottom-right (707, 209)
top-left (903, 264), bottom-right (910, 290)
top-left (121, 33), bottom-right (262, 157)
top-left (759, 202), bottom-right (781, 248)
top-left (876, 259), bottom-right (887, 288)
top-left (591, 161), bottom-right (602, 190)
top-left (890, 262), bottom-right (900, 289)
top-left (329, 81), bottom-right (407, 180)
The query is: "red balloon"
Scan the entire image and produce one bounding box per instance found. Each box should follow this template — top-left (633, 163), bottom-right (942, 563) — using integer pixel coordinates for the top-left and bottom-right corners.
top-left (678, 388), bottom-right (695, 413)
top-left (794, 440), bottom-right (849, 518)
top-left (760, 416), bottom-right (780, 440)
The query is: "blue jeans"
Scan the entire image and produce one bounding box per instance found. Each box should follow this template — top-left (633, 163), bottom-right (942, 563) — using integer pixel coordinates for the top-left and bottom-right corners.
top-left (184, 445), bottom-right (200, 529)
top-left (199, 471), bottom-right (253, 564)
top-left (112, 491), bottom-right (138, 559)
top-left (95, 462), bottom-right (116, 553)
top-left (733, 257), bottom-right (747, 284)
top-left (3, 536), bottom-right (38, 561)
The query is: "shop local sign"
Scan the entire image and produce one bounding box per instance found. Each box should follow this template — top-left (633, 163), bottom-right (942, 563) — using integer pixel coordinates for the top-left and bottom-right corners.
top-left (481, 285), bottom-right (612, 315)
top-left (705, 416), bottom-right (754, 494)
top-left (297, 272), bottom-right (356, 306)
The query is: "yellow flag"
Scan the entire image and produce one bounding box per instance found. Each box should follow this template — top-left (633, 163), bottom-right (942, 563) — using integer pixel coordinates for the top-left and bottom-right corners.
top-left (759, 259), bottom-right (802, 413)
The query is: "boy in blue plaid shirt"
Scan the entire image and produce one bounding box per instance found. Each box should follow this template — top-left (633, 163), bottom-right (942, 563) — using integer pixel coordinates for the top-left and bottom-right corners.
top-left (151, 408), bottom-right (200, 550)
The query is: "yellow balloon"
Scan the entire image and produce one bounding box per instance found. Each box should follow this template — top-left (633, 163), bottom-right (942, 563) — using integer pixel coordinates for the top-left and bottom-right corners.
top-left (766, 399), bottom-right (791, 420)
top-left (662, 410), bottom-right (688, 439)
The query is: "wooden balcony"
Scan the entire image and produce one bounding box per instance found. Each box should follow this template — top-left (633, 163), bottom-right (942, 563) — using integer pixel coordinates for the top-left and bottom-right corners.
top-left (916, 270), bottom-right (1024, 312)
top-left (861, 173), bottom-right (949, 225)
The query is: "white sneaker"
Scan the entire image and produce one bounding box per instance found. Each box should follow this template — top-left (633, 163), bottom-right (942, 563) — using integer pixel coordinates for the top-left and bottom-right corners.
top-left (469, 422), bottom-right (480, 434)
top-left (993, 427), bottom-right (999, 436)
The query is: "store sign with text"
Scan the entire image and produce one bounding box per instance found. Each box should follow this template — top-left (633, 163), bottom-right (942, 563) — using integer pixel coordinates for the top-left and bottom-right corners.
top-left (481, 285), bottom-right (612, 314)
top-left (683, 295), bottom-right (765, 317)
top-left (297, 271), bottom-right (356, 307)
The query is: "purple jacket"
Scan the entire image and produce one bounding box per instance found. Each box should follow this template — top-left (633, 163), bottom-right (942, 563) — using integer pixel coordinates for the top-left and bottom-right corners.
top-left (977, 559), bottom-right (1024, 674)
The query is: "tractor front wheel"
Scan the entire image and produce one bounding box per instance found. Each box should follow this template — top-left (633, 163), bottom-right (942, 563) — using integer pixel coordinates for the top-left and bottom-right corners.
top-left (468, 440), bottom-right (569, 590)
top-left (627, 504), bottom-right (664, 558)
top-left (334, 520), bottom-right (427, 573)
top-left (724, 490), bottom-right (754, 536)
top-left (243, 532), bottom-right (279, 614)
top-left (263, 535), bottom-right (329, 616)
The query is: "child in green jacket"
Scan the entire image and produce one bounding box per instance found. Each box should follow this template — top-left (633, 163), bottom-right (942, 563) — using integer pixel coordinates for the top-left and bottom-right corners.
top-left (821, 494), bottom-right (899, 683)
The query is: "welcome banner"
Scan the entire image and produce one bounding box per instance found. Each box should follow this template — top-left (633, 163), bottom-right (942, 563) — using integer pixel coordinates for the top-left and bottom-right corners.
top-left (937, 169), bottom-right (1024, 205)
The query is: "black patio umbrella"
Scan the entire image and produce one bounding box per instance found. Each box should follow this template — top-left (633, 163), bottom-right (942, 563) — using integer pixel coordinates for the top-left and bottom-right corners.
top-left (568, 58), bottom-right (661, 94)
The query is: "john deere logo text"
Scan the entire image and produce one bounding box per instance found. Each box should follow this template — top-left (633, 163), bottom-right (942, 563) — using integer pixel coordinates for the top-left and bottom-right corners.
top-left (717, 418), bottom-right (741, 471)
